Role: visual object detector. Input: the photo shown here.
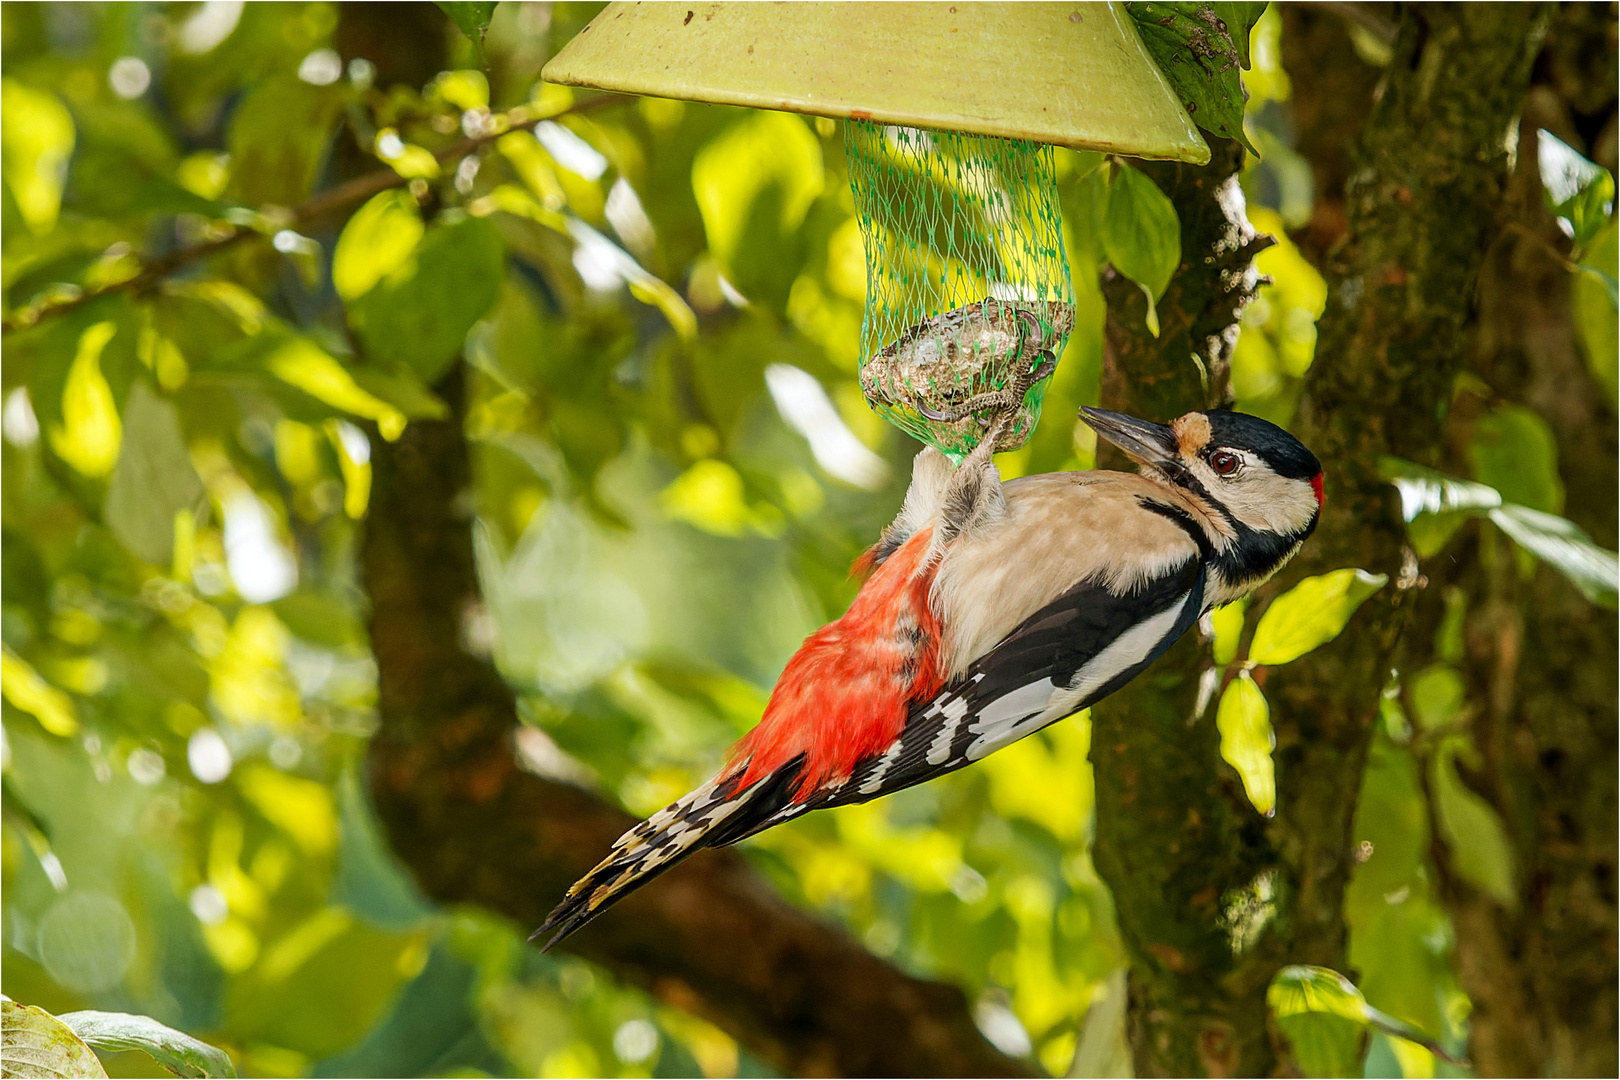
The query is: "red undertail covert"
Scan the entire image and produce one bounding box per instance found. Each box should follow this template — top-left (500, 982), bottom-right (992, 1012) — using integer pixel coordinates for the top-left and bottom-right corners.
top-left (730, 527), bottom-right (944, 798)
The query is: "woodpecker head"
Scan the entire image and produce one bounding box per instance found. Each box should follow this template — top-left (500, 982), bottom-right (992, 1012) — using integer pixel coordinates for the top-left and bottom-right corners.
top-left (1080, 407), bottom-right (1323, 583)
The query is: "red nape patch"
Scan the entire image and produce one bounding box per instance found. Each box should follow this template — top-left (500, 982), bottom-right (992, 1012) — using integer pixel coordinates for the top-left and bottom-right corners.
top-left (1310, 472), bottom-right (1325, 507)
top-left (730, 527), bottom-right (944, 801)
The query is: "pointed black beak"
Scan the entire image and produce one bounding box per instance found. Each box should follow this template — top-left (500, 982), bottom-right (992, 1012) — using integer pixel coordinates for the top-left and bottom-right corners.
top-left (1078, 407), bottom-right (1181, 467)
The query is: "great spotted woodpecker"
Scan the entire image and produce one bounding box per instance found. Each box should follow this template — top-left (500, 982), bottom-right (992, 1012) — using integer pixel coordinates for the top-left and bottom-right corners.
top-left (535, 406), bottom-right (1323, 949)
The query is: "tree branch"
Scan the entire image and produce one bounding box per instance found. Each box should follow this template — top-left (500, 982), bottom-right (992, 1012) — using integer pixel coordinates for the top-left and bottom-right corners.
top-left (0, 95), bottom-right (626, 335)
top-left (359, 366), bottom-right (1036, 1079)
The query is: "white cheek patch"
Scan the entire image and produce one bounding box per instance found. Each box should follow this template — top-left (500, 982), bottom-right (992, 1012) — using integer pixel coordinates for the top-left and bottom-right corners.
top-left (1197, 458), bottom-right (1318, 535)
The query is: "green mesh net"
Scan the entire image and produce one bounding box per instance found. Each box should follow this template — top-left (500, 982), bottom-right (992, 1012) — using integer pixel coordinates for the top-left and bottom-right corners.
top-left (846, 121), bottom-right (1075, 460)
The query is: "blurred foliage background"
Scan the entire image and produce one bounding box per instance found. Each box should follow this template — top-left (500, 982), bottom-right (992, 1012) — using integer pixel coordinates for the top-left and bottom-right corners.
top-left (0, 3), bottom-right (1613, 1079)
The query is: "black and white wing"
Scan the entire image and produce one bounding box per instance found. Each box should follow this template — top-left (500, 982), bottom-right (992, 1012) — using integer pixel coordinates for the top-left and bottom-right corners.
top-left (536, 538), bottom-right (1206, 949)
top-left (760, 555), bottom-right (1207, 825)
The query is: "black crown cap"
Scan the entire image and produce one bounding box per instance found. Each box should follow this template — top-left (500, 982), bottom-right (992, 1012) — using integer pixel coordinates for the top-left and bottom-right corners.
top-left (1200, 410), bottom-right (1321, 480)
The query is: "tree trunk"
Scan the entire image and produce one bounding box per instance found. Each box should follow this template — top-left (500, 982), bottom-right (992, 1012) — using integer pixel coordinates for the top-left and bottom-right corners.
top-left (1092, 139), bottom-right (1282, 1078)
top-left (1273, 0), bottom-right (1553, 1072)
top-left (1093, 5), bottom-right (1553, 1075)
top-left (1391, 5), bottom-right (1619, 1073)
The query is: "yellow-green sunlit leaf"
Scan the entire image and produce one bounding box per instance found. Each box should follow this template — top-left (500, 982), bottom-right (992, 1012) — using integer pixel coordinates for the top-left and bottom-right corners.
top-left (1249, 569), bottom-right (1388, 666)
top-left (326, 420), bottom-right (372, 519)
top-left (373, 128), bottom-right (441, 180)
top-left (1, 79), bottom-right (75, 234)
top-left (692, 110), bottom-right (824, 269)
top-left (1210, 599), bottom-right (1246, 667)
top-left (431, 68), bottom-right (489, 110)
top-left (264, 338), bottom-right (408, 441)
top-left (49, 321), bottom-right (123, 477)
top-left (347, 216), bottom-right (505, 385)
top-left (1216, 672), bottom-right (1274, 816)
top-left (1267, 965), bottom-right (1368, 1078)
top-left (1, 648), bottom-right (79, 737)
top-left (332, 189), bottom-right (425, 302)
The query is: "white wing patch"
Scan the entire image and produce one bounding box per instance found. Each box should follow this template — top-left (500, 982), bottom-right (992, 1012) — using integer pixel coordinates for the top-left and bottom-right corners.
top-left (1066, 591), bottom-right (1192, 701)
top-left (962, 679), bottom-right (1064, 761)
top-left (963, 590), bottom-right (1194, 761)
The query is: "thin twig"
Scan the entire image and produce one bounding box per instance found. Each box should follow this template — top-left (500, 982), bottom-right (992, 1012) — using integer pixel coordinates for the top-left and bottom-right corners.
top-left (1, 93), bottom-right (628, 334)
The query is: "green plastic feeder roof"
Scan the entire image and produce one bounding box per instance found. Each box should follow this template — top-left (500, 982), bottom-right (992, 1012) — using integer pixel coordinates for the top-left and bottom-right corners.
top-left (541, 1), bottom-right (1211, 163)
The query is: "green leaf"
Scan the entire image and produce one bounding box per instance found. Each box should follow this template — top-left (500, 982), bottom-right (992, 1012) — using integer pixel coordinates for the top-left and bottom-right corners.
top-left (1408, 664), bottom-right (1465, 731)
top-left (1124, 2), bottom-right (1264, 156)
top-left (349, 215), bottom-right (506, 385)
top-left (1378, 455), bottom-right (1501, 556)
top-left (692, 110), bottom-right (825, 301)
top-left (1216, 672), bottom-right (1273, 815)
top-left (1101, 164), bottom-right (1181, 336)
top-left (332, 189), bottom-right (424, 302)
top-left (331, 768), bottom-right (434, 930)
top-left (437, 2), bottom-right (497, 44)
top-left (1268, 966), bottom-right (1468, 1076)
top-left (58, 1011), bottom-right (236, 1079)
top-left (226, 76), bottom-right (345, 207)
top-left (1, 1000), bottom-right (109, 1079)
top-left (347, 365), bottom-right (451, 421)
top-left (263, 336), bottom-right (408, 440)
top-left (1210, 598), bottom-right (1245, 666)
top-left (1467, 404), bottom-right (1564, 514)
top-left (104, 382), bottom-right (206, 567)
top-left (271, 590), bottom-right (363, 648)
top-left (1379, 456), bottom-right (1503, 520)
top-left (1267, 966), bottom-right (1367, 1078)
top-left (1537, 129), bottom-right (1615, 246)
top-left (1575, 220), bottom-right (1618, 400)
top-left (1488, 504), bottom-right (1619, 607)
top-left (1431, 740), bottom-right (1517, 906)
top-left (1380, 457), bottom-right (1619, 604)
top-left (1378, 455), bottom-right (1503, 557)
top-left (1249, 569), bottom-right (1388, 665)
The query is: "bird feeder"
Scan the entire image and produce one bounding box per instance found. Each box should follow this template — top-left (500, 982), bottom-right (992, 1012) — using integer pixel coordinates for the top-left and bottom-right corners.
top-left (542, 2), bottom-right (1209, 458)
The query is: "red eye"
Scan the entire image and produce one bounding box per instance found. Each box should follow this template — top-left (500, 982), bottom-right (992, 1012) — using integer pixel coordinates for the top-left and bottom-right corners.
top-left (1210, 451), bottom-right (1239, 476)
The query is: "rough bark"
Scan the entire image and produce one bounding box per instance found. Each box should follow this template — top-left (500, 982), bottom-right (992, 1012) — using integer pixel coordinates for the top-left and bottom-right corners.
top-left (1391, 6), bottom-right (1619, 1073)
top-left (1271, 1), bottom-right (1555, 1073)
top-left (1092, 139), bottom-right (1281, 1078)
top-left (359, 370), bottom-right (1035, 1079)
top-left (1092, 6), bottom-right (1553, 1075)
